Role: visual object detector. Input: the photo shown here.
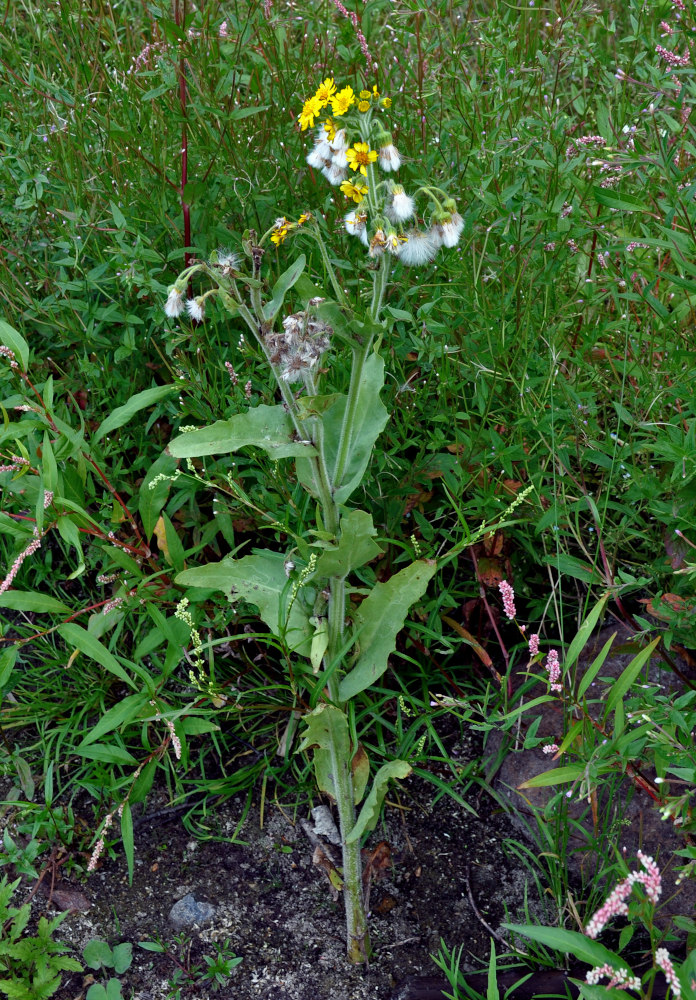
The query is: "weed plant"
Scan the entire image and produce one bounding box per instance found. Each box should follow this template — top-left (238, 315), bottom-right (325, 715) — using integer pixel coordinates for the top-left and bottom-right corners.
top-left (0, 0), bottom-right (695, 983)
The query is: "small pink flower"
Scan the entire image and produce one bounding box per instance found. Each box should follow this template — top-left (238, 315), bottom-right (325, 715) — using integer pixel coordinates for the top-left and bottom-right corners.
top-left (528, 633), bottom-right (540, 656)
top-left (498, 580), bottom-right (516, 619)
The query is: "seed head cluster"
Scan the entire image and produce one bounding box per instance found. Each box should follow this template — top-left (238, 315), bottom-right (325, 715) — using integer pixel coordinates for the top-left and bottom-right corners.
top-left (299, 79), bottom-right (463, 266)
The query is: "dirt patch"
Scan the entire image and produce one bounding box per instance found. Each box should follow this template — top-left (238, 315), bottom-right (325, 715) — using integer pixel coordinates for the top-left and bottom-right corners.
top-left (4, 728), bottom-right (553, 1000)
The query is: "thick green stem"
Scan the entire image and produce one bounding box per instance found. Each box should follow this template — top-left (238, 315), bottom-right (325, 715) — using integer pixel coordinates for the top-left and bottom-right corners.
top-left (324, 600), bottom-right (371, 962)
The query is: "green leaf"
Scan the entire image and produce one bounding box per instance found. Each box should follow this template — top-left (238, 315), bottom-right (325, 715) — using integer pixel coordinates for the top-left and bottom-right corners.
top-left (297, 353), bottom-right (388, 504)
top-left (58, 624), bottom-right (136, 688)
top-left (262, 254), bottom-right (306, 322)
top-left (501, 924), bottom-right (626, 970)
top-left (604, 636), bottom-right (661, 718)
top-left (487, 939), bottom-right (500, 1000)
top-left (176, 550), bottom-right (312, 655)
top-left (314, 509), bottom-right (382, 578)
top-left (77, 693), bottom-right (149, 747)
top-left (139, 452), bottom-right (178, 540)
top-left (168, 405), bottom-right (318, 460)
top-left (0, 592), bottom-right (71, 614)
top-left (83, 940), bottom-right (114, 970)
top-left (93, 385), bottom-right (177, 443)
top-left (346, 759), bottom-right (412, 843)
top-left (577, 632), bottom-right (617, 700)
top-left (517, 765), bottom-right (585, 789)
top-left (339, 559), bottom-right (437, 701)
top-left (75, 744), bottom-right (139, 765)
top-left (106, 978), bottom-right (125, 1000)
top-left (0, 320), bottom-right (29, 371)
top-left (56, 516), bottom-right (85, 579)
top-left (298, 704), bottom-right (351, 799)
top-left (310, 617), bottom-right (329, 673)
top-left (121, 802), bottom-right (134, 885)
top-left (230, 104), bottom-right (271, 120)
top-left (181, 717), bottom-right (221, 735)
top-left (564, 594), bottom-right (610, 671)
top-left (592, 187), bottom-right (650, 213)
top-left (545, 553), bottom-right (602, 585)
top-left (0, 645), bottom-right (17, 688)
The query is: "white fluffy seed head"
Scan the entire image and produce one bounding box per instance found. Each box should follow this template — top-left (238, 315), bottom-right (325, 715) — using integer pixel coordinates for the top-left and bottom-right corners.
top-left (398, 229), bottom-right (438, 266)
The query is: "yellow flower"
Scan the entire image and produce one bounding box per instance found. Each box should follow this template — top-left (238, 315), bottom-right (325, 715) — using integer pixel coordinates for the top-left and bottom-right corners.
top-left (330, 85), bottom-right (355, 116)
top-left (372, 85), bottom-right (380, 98)
top-left (359, 89), bottom-right (372, 100)
top-left (299, 95), bottom-right (322, 131)
top-left (345, 141), bottom-right (378, 176)
top-left (381, 97), bottom-right (392, 109)
top-left (271, 218), bottom-right (293, 245)
top-left (340, 180), bottom-right (368, 203)
top-left (315, 77), bottom-right (336, 106)
top-left (358, 100), bottom-right (370, 113)
top-left (297, 212), bottom-right (312, 225)
top-left (322, 118), bottom-right (336, 141)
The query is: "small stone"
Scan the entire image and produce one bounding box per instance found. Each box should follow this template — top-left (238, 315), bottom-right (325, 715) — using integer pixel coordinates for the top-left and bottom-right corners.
top-left (168, 893), bottom-right (216, 931)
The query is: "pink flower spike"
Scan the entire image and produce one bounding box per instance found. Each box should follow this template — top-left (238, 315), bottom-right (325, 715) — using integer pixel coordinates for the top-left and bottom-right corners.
top-left (545, 649), bottom-right (562, 692)
top-left (498, 580), bottom-right (516, 619)
top-left (655, 949), bottom-right (681, 998)
top-left (528, 633), bottom-right (540, 656)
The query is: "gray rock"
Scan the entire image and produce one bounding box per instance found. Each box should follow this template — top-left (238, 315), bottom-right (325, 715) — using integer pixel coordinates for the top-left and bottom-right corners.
top-left (168, 893), bottom-right (216, 931)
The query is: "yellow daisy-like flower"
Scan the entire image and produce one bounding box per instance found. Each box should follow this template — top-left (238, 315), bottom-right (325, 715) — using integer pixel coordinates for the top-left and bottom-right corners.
top-left (359, 89), bottom-right (372, 100)
top-left (345, 141), bottom-right (378, 176)
top-left (358, 100), bottom-right (370, 113)
top-left (381, 97), bottom-right (392, 109)
top-left (299, 95), bottom-right (322, 131)
top-left (315, 77), bottom-right (336, 106)
top-left (322, 118), bottom-right (336, 141)
top-left (297, 212), bottom-right (312, 225)
top-left (340, 179), bottom-right (368, 203)
top-left (271, 218), bottom-right (292, 245)
top-left (330, 85), bottom-right (355, 117)
top-left (372, 85), bottom-right (380, 98)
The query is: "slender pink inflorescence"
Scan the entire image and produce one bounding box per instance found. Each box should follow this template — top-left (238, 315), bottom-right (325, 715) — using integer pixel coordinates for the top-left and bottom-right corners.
top-left (87, 812), bottom-right (114, 871)
top-left (585, 964), bottom-right (641, 991)
top-left (585, 852), bottom-right (662, 938)
top-left (225, 362), bottom-right (239, 385)
top-left (655, 949), bottom-right (681, 998)
top-left (0, 531), bottom-right (42, 595)
top-left (328, 0), bottom-right (372, 62)
top-left (0, 456), bottom-right (30, 474)
top-left (545, 649), bottom-right (562, 692)
top-left (528, 633), bottom-right (540, 656)
top-left (498, 580), bottom-right (516, 619)
top-left (0, 346), bottom-right (19, 369)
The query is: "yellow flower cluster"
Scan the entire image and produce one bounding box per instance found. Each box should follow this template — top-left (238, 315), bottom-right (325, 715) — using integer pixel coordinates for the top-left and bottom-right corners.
top-left (298, 79), bottom-right (388, 131)
top-left (271, 213), bottom-right (311, 246)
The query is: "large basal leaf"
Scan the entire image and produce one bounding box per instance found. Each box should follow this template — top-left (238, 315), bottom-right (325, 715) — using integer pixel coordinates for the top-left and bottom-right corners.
top-left (168, 404), bottom-right (318, 460)
top-left (314, 509), bottom-right (382, 579)
top-left (176, 550), bottom-right (312, 655)
top-left (339, 559), bottom-right (437, 702)
top-left (346, 759), bottom-right (412, 844)
top-left (296, 353), bottom-right (388, 504)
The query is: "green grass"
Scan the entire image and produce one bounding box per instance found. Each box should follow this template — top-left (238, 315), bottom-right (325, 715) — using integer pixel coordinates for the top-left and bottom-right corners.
top-left (1, 0), bottom-right (696, 983)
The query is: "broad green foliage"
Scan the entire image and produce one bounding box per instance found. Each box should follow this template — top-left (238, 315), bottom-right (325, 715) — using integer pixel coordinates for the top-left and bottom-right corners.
top-left (0, 877), bottom-right (82, 1000)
